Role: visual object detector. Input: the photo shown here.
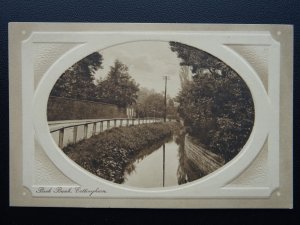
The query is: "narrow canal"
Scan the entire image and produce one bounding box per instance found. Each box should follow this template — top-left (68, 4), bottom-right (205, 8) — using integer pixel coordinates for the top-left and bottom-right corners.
top-left (59, 121), bottom-right (222, 188)
top-left (124, 136), bottom-right (180, 188)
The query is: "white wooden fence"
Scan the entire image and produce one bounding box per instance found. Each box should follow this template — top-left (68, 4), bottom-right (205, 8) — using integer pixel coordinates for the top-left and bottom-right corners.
top-left (50, 117), bottom-right (163, 148)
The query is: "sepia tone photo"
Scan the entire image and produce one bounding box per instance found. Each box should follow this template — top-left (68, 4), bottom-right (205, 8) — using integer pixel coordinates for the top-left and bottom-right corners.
top-left (9, 23), bottom-right (292, 208)
top-left (47, 41), bottom-right (255, 188)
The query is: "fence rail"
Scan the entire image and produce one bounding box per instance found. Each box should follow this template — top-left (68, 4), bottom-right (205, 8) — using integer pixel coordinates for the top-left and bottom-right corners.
top-left (50, 117), bottom-right (164, 148)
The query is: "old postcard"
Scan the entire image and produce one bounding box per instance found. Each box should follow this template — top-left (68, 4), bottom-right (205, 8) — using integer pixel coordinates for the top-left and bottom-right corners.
top-left (9, 23), bottom-right (293, 208)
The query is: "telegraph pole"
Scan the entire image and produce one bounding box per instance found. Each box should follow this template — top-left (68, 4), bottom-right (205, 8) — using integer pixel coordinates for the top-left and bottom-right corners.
top-left (163, 75), bottom-right (169, 122)
top-left (162, 75), bottom-right (169, 187)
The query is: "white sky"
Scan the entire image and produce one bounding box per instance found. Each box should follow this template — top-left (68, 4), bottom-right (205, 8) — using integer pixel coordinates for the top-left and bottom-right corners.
top-left (94, 41), bottom-right (182, 98)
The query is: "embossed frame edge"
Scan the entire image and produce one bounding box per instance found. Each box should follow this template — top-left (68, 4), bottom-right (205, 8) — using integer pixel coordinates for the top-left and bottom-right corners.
top-left (9, 23), bottom-right (293, 208)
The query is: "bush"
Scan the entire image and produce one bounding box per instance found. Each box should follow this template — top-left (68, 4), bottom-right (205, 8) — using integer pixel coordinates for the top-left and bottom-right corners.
top-left (176, 71), bottom-right (254, 162)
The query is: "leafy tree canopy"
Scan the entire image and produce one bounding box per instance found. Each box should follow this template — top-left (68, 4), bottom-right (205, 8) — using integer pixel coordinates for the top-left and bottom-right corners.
top-left (96, 60), bottom-right (140, 108)
top-left (50, 52), bottom-right (103, 100)
top-left (135, 87), bottom-right (177, 119)
top-left (170, 41), bottom-right (254, 162)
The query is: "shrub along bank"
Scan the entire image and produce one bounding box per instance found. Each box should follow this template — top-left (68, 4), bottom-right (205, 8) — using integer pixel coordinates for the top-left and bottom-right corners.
top-left (63, 122), bottom-right (180, 183)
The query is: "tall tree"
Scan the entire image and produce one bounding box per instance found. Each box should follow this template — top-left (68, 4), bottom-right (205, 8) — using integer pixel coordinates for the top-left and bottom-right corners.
top-left (170, 41), bottom-right (254, 162)
top-left (179, 65), bottom-right (192, 89)
top-left (96, 60), bottom-right (139, 108)
top-left (50, 52), bottom-right (103, 100)
top-left (143, 93), bottom-right (165, 118)
top-left (167, 98), bottom-right (178, 120)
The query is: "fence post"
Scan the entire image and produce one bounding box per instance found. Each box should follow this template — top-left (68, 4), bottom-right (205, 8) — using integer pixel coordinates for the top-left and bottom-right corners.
top-left (120, 119), bottom-right (123, 127)
top-left (114, 119), bottom-right (117, 127)
top-left (107, 120), bottom-right (110, 129)
top-left (84, 124), bottom-right (88, 139)
top-left (58, 128), bottom-right (64, 148)
top-left (132, 118), bottom-right (134, 125)
top-left (73, 126), bottom-right (77, 144)
top-left (138, 118), bottom-right (140, 125)
top-left (100, 121), bottom-right (103, 132)
top-left (92, 122), bottom-right (96, 135)
top-left (126, 119), bottom-right (129, 126)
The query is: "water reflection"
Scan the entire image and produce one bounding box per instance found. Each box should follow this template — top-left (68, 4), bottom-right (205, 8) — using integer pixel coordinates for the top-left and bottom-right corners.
top-left (176, 131), bottom-right (206, 185)
top-left (163, 143), bottom-right (165, 187)
top-left (123, 128), bottom-right (209, 188)
top-left (124, 137), bottom-right (180, 188)
top-left (123, 136), bottom-right (172, 187)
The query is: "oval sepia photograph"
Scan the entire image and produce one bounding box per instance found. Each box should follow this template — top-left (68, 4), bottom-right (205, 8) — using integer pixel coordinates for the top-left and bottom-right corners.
top-left (47, 41), bottom-right (255, 188)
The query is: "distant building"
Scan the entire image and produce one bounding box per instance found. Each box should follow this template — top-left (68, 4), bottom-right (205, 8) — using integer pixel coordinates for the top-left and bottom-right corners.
top-left (126, 106), bottom-right (136, 118)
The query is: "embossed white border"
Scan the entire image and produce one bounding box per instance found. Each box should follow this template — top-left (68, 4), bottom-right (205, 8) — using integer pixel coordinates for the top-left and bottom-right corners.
top-left (20, 29), bottom-right (280, 198)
